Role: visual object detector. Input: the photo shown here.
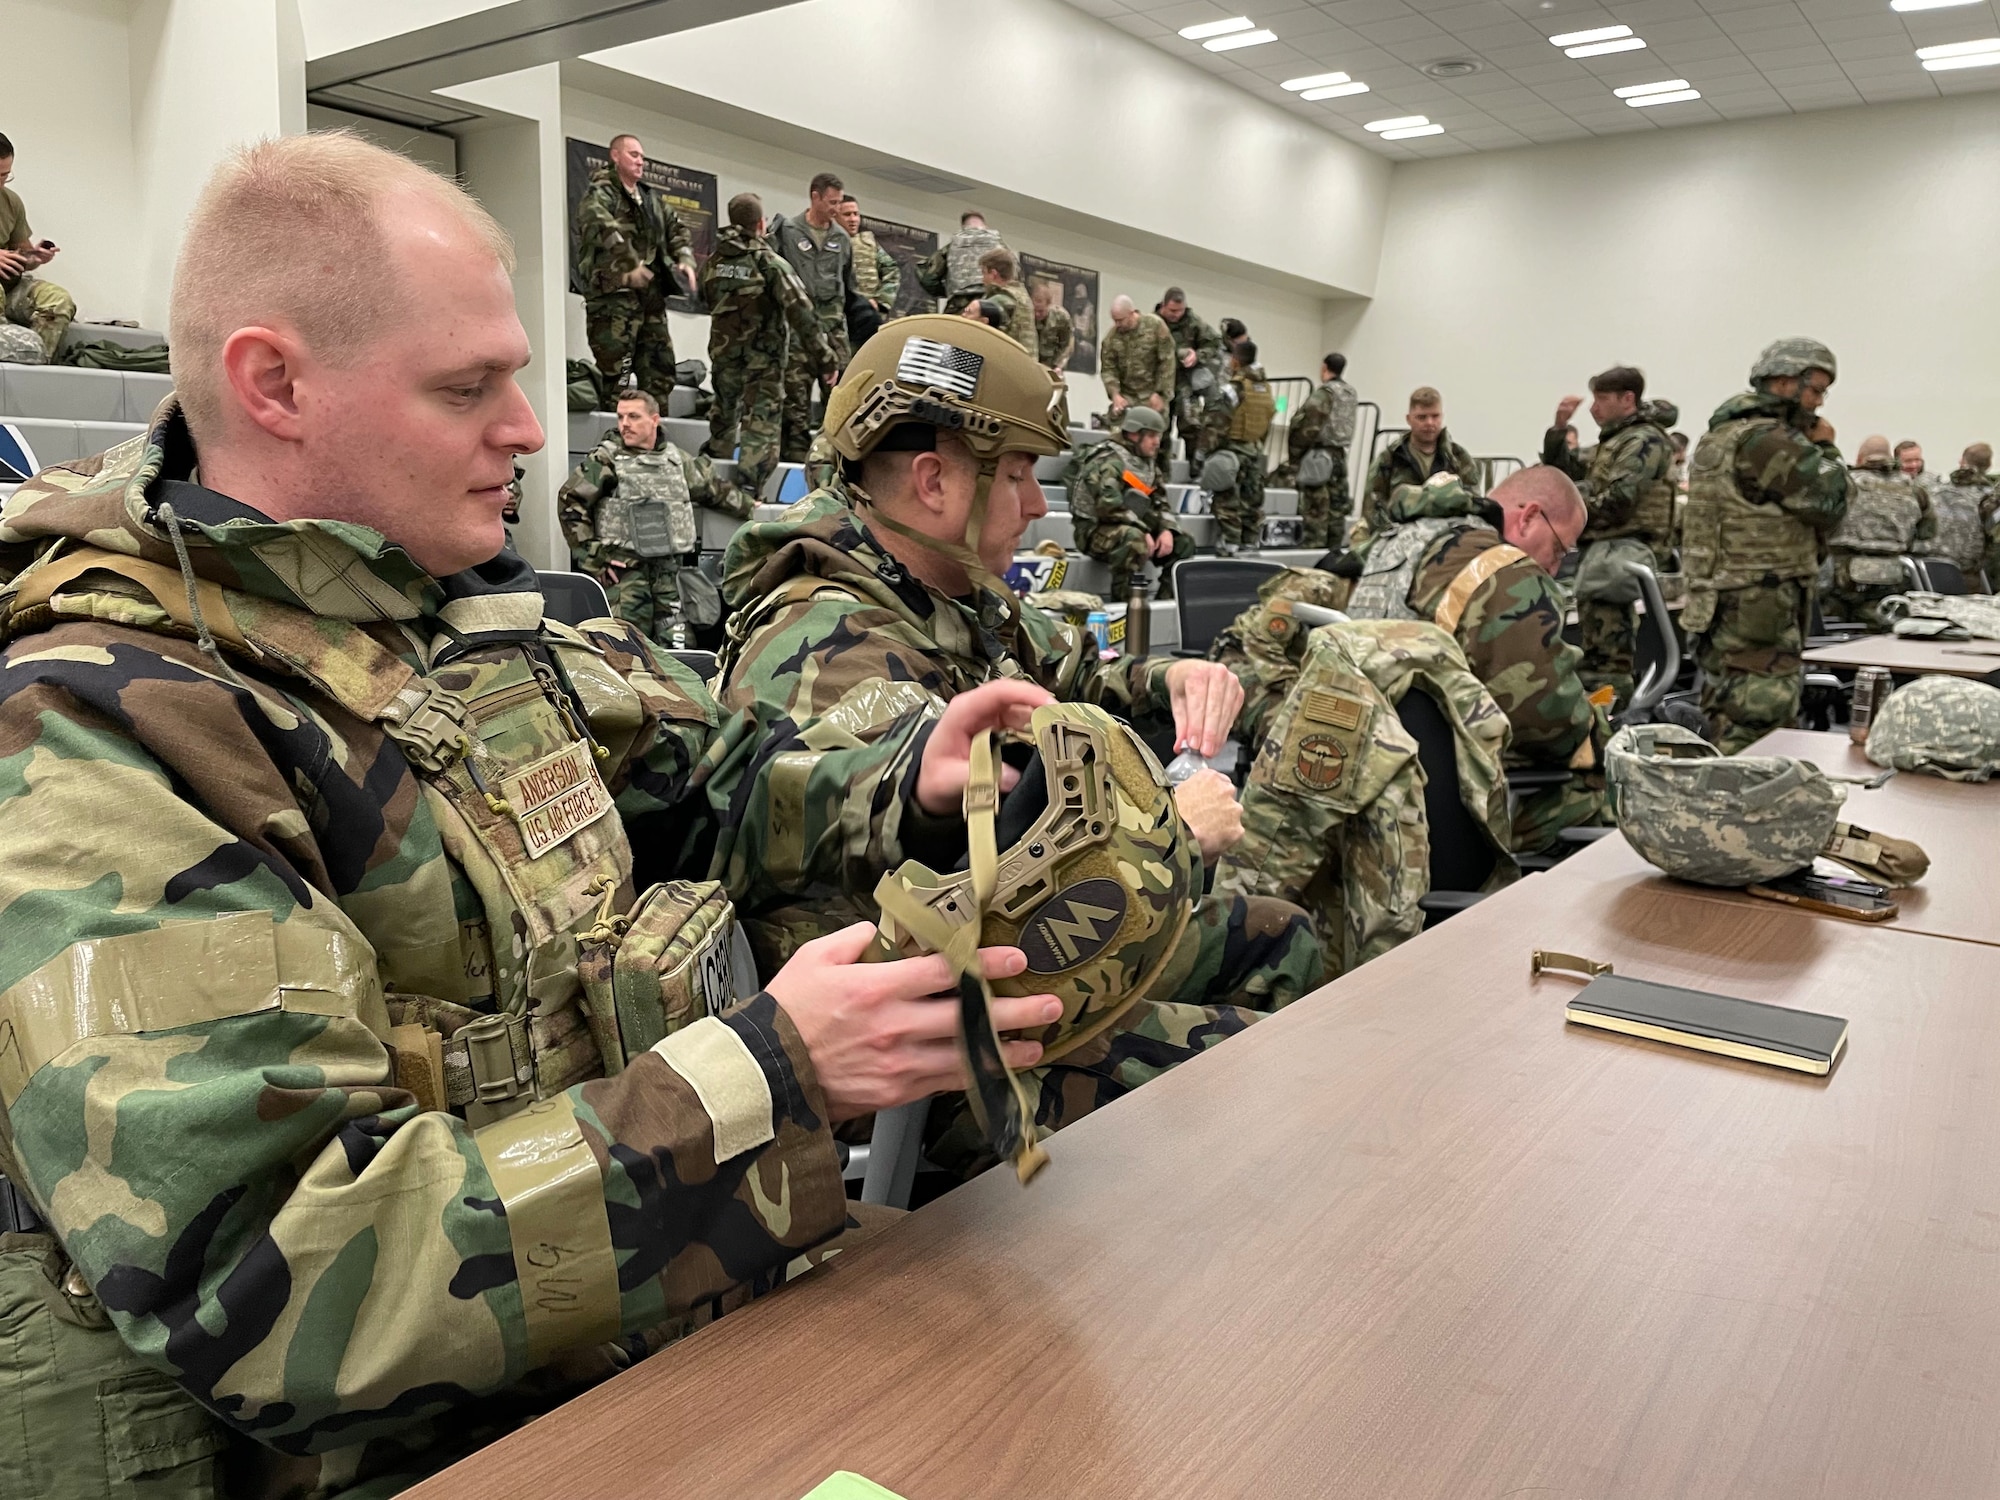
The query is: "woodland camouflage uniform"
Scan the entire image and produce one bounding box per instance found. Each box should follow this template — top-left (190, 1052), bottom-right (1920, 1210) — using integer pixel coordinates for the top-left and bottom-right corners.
top-left (1213, 618), bottom-right (1515, 975)
top-left (699, 224), bottom-right (835, 498)
top-left (0, 402), bottom-right (865, 1498)
top-left (1541, 399), bottom-right (1678, 707)
top-left (1206, 361), bottom-right (1277, 550)
top-left (1359, 428), bottom-right (1478, 540)
top-left (1286, 375), bottom-right (1358, 549)
top-left (558, 431), bottom-right (751, 643)
top-left (1683, 384), bottom-right (1849, 752)
top-left (1161, 304), bottom-right (1225, 464)
top-left (712, 489), bottom-right (1323, 1178)
top-left (1824, 453), bottom-right (1935, 629)
top-left (1068, 415), bottom-right (1192, 597)
top-left (572, 166), bottom-right (696, 399)
top-left (1337, 477), bottom-right (1607, 850)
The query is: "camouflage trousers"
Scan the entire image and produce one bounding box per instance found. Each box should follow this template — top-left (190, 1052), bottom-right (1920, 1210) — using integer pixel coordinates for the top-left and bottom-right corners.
top-left (1078, 520), bottom-right (1193, 600)
top-left (1695, 581), bottom-right (1808, 755)
top-left (3, 275), bottom-right (75, 360)
top-left (1210, 441), bottom-right (1267, 548)
top-left (1175, 383), bottom-right (1209, 464)
top-left (706, 339), bottom-right (785, 498)
top-left (583, 288), bottom-right (675, 404)
top-left (599, 552), bottom-right (690, 646)
top-left (1295, 449), bottom-right (1349, 550)
top-left (1577, 597), bottom-right (1638, 710)
top-left (926, 892), bottom-right (1323, 1179)
top-left (780, 318), bottom-right (848, 464)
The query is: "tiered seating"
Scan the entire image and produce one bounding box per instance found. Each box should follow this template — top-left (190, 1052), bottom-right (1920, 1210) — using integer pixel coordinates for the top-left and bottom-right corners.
top-left (1, 364), bottom-right (167, 496)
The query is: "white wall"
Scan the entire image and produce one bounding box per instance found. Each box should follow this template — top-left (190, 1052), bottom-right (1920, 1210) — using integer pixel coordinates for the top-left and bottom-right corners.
top-left (1336, 91), bottom-right (2000, 472)
top-left (305, 104), bottom-right (458, 177)
top-left (561, 87), bottom-right (1335, 419)
top-left (0, 0), bottom-right (142, 327)
top-left (583, 0), bottom-right (1390, 301)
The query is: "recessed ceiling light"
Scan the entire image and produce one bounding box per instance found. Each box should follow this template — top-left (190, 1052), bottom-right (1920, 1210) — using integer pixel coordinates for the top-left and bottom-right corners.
top-left (1365, 115), bottom-right (1430, 131)
top-left (1380, 123), bottom-right (1447, 139)
top-left (1206, 27), bottom-right (1276, 50)
top-left (1302, 81), bottom-right (1371, 99)
top-left (1925, 50), bottom-right (2000, 67)
top-left (1916, 36), bottom-right (2000, 57)
top-left (1179, 17), bottom-right (1254, 40)
top-left (1550, 24), bottom-right (1632, 46)
top-left (1614, 78), bottom-right (1691, 97)
top-left (1892, 0), bottom-right (1981, 11)
top-left (1283, 71), bottom-right (1351, 90)
top-left (1567, 36), bottom-right (1647, 56)
top-left (1627, 86), bottom-right (1702, 105)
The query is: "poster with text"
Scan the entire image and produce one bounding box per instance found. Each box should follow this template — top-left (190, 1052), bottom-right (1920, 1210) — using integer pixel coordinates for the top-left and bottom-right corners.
top-left (860, 215), bottom-right (941, 318)
top-left (1020, 253), bottom-right (1099, 376)
top-left (566, 138), bottom-right (717, 316)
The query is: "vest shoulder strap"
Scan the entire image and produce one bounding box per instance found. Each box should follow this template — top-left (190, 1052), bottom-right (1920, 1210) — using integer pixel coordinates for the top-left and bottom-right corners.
top-left (1433, 542), bottom-right (1530, 636)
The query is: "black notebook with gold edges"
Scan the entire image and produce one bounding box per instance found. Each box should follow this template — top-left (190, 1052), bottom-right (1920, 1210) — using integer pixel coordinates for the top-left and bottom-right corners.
top-left (1564, 974), bottom-right (1848, 1076)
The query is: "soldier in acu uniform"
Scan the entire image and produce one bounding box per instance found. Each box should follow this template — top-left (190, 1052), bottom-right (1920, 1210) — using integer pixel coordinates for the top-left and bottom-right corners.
top-left (0, 133), bottom-right (1066, 1499)
top-left (1925, 442), bottom-right (1997, 582)
top-left (559, 389), bottom-right (751, 645)
top-left (835, 194), bottom-right (901, 320)
top-left (1157, 287), bottom-right (1226, 468)
top-left (916, 210), bottom-right (1005, 315)
top-left (1286, 352), bottom-right (1359, 550)
top-left (1825, 434), bottom-right (1935, 628)
top-left (1541, 366), bottom-right (1678, 708)
top-left (572, 133), bottom-right (697, 398)
top-left (1068, 405), bottom-right (1192, 598)
top-left (1683, 338), bottom-right (1849, 752)
top-left (713, 315), bottom-right (1324, 1178)
top-left (700, 192), bottom-right (836, 500)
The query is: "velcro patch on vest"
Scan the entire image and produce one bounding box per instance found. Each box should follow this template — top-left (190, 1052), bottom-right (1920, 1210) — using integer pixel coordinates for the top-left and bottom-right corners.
top-left (1302, 689), bottom-right (1366, 731)
top-left (503, 742), bottom-right (616, 859)
top-left (1292, 733), bottom-right (1350, 790)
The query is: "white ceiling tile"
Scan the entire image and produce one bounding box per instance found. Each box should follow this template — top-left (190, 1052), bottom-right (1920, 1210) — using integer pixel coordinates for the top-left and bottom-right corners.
top-left (1761, 59), bottom-right (1849, 81)
top-left (1751, 41), bottom-right (1839, 65)
top-left (1652, 34), bottom-right (1755, 59)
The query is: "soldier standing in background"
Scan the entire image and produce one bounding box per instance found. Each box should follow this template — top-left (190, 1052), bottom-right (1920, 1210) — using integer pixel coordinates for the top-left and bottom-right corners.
top-left (1682, 338), bottom-right (1848, 752)
top-left (0, 133), bottom-right (76, 360)
top-left (573, 133), bottom-right (697, 397)
top-left (1100, 296), bottom-right (1176, 423)
top-left (1157, 288), bottom-right (1225, 467)
top-left (1541, 366), bottom-right (1677, 708)
top-left (560, 388), bottom-right (750, 644)
top-left (916, 210), bottom-right (1005, 314)
top-left (1032, 279), bottom-right (1074, 375)
top-left (1069, 405), bottom-right (1192, 597)
top-left (1287, 352), bottom-right (1358, 550)
top-left (1203, 340), bottom-right (1276, 555)
top-left (769, 171), bottom-right (860, 463)
top-left (1825, 433), bottom-right (1934, 629)
top-left (1925, 442), bottom-right (1996, 580)
top-left (700, 191), bottom-right (836, 500)
top-left (836, 194), bottom-right (900, 321)
top-left (961, 247), bottom-right (1036, 352)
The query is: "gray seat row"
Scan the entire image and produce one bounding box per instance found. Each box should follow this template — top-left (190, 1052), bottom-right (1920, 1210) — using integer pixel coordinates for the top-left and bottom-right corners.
top-left (0, 365), bottom-right (174, 425)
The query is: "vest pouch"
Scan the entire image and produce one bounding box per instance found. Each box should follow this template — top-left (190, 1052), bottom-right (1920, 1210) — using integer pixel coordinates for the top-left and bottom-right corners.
top-left (625, 498), bottom-right (679, 559)
top-left (579, 881), bottom-right (744, 1072)
top-left (1574, 537), bottom-right (1656, 605)
top-left (1847, 554), bottom-right (1907, 587)
top-left (1297, 448), bottom-right (1336, 489)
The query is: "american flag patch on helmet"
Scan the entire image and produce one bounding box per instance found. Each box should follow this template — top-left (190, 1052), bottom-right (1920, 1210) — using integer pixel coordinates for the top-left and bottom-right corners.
top-left (898, 337), bottom-right (984, 398)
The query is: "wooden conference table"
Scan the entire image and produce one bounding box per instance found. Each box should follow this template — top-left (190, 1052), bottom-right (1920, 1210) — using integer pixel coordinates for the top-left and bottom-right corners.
top-left (1555, 728), bottom-right (2000, 949)
top-left (1802, 631), bottom-right (2000, 678)
top-left (414, 783), bottom-right (2000, 1498)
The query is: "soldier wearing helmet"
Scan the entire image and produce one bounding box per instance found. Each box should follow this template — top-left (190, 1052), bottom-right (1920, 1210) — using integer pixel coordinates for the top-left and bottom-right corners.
top-left (1066, 404), bottom-right (1193, 598)
top-left (712, 315), bottom-right (1323, 1179)
top-left (1681, 338), bottom-right (1849, 751)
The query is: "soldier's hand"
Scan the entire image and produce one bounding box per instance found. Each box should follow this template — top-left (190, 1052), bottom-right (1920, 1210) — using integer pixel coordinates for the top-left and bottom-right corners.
top-left (1163, 658), bottom-right (1244, 759)
top-left (1171, 768), bottom-right (1243, 862)
top-left (916, 679), bottom-right (1054, 815)
top-left (1108, 393), bottom-right (1129, 414)
top-left (1554, 395), bottom-right (1583, 427)
top-left (1152, 531), bottom-right (1176, 559)
top-left (1179, 348), bottom-right (1197, 368)
top-left (1145, 393), bottom-right (1166, 413)
top-left (674, 265), bottom-right (697, 298)
top-left (622, 265), bottom-right (655, 290)
top-left (1809, 417), bottom-right (1837, 444)
top-left (0, 248), bottom-right (25, 278)
top-left (768, 924), bottom-right (1060, 1121)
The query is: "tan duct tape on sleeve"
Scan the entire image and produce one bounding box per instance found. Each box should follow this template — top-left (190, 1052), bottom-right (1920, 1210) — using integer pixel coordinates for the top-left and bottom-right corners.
top-left (650, 1016), bottom-right (776, 1165)
top-left (473, 1093), bottom-right (623, 1368)
top-left (0, 910), bottom-right (386, 1107)
top-left (1433, 544), bottom-right (1530, 637)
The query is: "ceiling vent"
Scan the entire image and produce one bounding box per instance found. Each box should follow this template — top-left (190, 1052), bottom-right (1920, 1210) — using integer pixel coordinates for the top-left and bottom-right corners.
top-left (1422, 58), bottom-right (1484, 78)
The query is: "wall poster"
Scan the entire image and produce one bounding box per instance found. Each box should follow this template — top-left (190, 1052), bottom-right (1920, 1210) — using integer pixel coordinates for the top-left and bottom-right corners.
top-left (565, 137), bottom-right (717, 315)
top-left (1019, 252), bottom-right (1099, 376)
top-left (860, 215), bottom-right (941, 318)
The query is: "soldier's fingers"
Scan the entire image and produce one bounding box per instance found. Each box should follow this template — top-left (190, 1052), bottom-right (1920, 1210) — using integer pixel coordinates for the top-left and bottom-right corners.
top-left (976, 946), bottom-right (1029, 980)
top-left (998, 1040), bottom-right (1046, 1070)
top-left (864, 950), bottom-right (960, 1004)
top-left (796, 921), bottom-right (881, 968)
top-left (987, 993), bottom-right (1061, 1033)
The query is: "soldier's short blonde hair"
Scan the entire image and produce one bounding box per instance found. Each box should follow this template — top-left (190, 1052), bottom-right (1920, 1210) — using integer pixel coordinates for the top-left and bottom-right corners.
top-left (1409, 386), bottom-right (1442, 411)
top-left (170, 131), bottom-right (513, 443)
top-left (1965, 442), bottom-right (1992, 471)
top-left (978, 247), bottom-right (1018, 281)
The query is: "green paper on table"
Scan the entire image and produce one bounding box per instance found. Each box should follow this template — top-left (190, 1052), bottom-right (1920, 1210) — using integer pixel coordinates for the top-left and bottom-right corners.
top-left (799, 1474), bottom-right (908, 1500)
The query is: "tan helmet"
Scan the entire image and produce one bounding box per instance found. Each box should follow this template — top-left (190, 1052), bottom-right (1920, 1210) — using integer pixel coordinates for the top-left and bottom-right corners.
top-left (869, 702), bottom-right (1201, 1182)
top-left (824, 313), bottom-right (1070, 465)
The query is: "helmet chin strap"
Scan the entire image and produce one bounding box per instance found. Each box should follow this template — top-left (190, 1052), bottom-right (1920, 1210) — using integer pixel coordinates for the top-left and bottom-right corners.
top-left (862, 458), bottom-right (1023, 638)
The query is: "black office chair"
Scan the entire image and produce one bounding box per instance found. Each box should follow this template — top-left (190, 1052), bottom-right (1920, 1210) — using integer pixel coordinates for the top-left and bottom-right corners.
top-left (1915, 556), bottom-right (1973, 595)
top-left (1397, 685), bottom-right (1504, 925)
top-left (1617, 562), bottom-right (1683, 727)
top-left (537, 569), bottom-right (611, 626)
top-left (1173, 556), bottom-right (1286, 656)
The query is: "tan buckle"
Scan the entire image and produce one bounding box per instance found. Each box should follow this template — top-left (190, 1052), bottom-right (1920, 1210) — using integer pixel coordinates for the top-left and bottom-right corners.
top-left (1531, 949), bottom-right (1613, 980)
top-left (458, 1012), bottom-right (531, 1106)
top-left (382, 678), bottom-right (473, 774)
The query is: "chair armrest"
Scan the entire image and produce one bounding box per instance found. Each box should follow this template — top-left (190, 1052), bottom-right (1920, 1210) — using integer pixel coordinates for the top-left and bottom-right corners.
top-left (1505, 768), bottom-right (1575, 791)
top-left (1417, 890), bottom-right (1489, 915)
top-left (1556, 824), bottom-right (1615, 845)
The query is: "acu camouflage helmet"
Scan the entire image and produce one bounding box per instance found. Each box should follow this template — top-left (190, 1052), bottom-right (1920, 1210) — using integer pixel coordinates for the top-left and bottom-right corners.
top-left (1865, 676), bottom-right (2000, 782)
top-left (1750, 337), bottom-right (1837, 385)
top-left (870, 702), bottom-right (1201, 1178)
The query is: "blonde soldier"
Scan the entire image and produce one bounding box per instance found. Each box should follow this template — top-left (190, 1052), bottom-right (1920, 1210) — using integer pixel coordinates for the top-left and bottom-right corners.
top-left (0, 132), bottom-right (1066, 1499)
top-left (962, 247), bottom-right (1037, 352)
